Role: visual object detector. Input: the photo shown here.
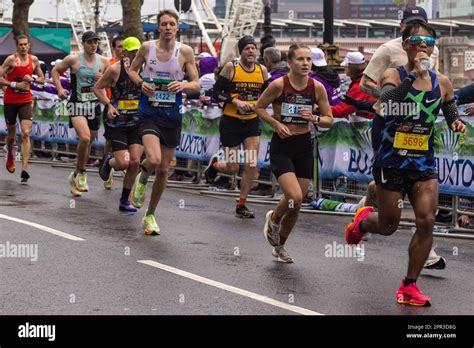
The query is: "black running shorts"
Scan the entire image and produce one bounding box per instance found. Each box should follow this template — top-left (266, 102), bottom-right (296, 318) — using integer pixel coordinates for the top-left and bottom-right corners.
top-left (373, 167), bottom-right (438, 193)
top-left (219, 115), bottom-right (261, 148)
top-left (140, 118), bottom-right (181, 148)
top-left (270, 132), bottom-right (313, 179)
top-left (4, 102), bottom-right (33, 125)
top-left (104, 123), bottom-right (142, 152)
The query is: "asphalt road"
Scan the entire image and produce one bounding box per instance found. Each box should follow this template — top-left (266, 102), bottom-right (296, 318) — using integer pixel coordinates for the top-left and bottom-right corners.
top-left (0, 161), bottom-right (473, 315)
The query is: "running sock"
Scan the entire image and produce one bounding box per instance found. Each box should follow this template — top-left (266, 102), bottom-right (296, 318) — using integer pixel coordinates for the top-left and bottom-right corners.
top-left (121, 188), bottom-right (132, 201)
top-left (404, 278), bottom-right (417, 287)
top-left (237, 198), bottom-right (246, 207)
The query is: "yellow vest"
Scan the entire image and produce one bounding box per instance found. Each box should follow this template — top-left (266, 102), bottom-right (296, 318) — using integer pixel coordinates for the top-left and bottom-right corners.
top-left (223, 63), bottom-right (264, 120)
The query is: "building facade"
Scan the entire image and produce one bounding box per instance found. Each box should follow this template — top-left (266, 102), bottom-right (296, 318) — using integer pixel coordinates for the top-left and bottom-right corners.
top-left (438, 0), bottom-right (474, 19)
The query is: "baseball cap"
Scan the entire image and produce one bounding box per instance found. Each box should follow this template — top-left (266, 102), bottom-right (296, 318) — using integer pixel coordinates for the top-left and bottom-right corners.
top-left (310, 47), bottom-right (327, 67)
top-left (341, 52), bottom-right (366, 66)
top-left (123, 37), bottom-right (141, 51)
top-left (402, 6), bottom-right (428, 24)
top-left (198, 52), bottom-right (212, 58)
top-left (51, 59), bottom-right (62, 66)
top-left (82, 31), bottom-right (99, 42)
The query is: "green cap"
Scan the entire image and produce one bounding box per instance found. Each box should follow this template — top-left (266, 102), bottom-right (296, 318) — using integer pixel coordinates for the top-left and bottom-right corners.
top-left (123, 37), bottom-right (141, 52)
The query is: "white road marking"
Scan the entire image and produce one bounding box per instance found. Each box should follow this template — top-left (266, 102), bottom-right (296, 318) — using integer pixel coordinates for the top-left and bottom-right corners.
top-left (138, 260), bottom-right (323, 315)
top-left (0, 214), bottom-right (85, 241)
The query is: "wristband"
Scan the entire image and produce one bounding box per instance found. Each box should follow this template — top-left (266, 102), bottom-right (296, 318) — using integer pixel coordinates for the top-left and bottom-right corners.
top-left (10, 82), bottom-right (17, 89)
top-left (314, 115), bottom-right (320, 125)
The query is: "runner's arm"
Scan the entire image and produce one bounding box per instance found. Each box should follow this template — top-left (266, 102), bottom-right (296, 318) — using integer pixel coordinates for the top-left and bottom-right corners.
top-left (93, 64), bottom-right (119, 105)
top-left (259, 65), bottom-right (270, 93)
top-left (0, 56), bottom-right (14, 87)
top-left (128, 43), bottom-right (154, 96)
top-left (380, 68), bottom-right (412, 103)
top-left (32, 56), bottom-right (45, 84)
top-left (360, 75), bottom-right (380, 99)
top-left (360, 45), bottom-right (390, 98)
top-left (180, 45), bottom-right (200, 93)
top-left (255, 78), bottom-right (284, 129)
top-left (439, 74), bottom-right (467, 135)
top-left (51, 56), bottom-right (74, 90)
top-left (314, 81), bottom-right (333, 128)
top-left (128, 43), bottom-right (147, 86)
top-left (211, 62), bottom-right (235, 103)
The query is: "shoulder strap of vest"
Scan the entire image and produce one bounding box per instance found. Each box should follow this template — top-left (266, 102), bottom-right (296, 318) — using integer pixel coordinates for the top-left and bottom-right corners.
top-left (396, 66), bottom-right (408, 80)
top-left (429, 70), bottom-right (439, 90)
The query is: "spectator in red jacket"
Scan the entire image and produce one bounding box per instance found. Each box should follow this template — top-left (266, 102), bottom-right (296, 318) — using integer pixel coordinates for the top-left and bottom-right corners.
top-left (331, 52), bottom-right (376, 119)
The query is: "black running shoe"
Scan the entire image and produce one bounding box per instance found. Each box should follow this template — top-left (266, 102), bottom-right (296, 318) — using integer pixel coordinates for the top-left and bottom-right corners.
top-left (204, 154), bottom-right (219, 183)
top-left (236, 205), bottom-right (255, 218)
top-left (21, 170), bottom-right (30, 183)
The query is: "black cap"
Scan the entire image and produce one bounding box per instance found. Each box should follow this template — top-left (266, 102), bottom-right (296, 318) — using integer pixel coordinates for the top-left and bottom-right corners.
top-left (82, 31), bottom-right (99, 42)
top-left (238, 35), bottom-right (257, 54)
top-left (402, 6), bottom-right (428, 24)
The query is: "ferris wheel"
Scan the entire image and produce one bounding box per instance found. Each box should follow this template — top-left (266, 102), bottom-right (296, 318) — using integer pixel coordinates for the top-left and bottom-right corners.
top-left (62, 0), bottom-right (113, 58)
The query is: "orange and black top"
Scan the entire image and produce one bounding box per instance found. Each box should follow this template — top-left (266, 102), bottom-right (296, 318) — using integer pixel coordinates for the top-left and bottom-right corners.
top-left (223, 62), bottom-right (265, 120)
top-left (273, 75), bottom-right (316, 125)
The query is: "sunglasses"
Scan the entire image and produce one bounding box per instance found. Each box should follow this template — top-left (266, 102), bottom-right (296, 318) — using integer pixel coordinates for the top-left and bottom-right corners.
top-left (405, 35), bottom-right (436, 47)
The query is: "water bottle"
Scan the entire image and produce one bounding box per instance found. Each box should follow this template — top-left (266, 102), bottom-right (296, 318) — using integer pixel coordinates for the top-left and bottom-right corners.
top-left (420, 59), bottom-right (430, 71)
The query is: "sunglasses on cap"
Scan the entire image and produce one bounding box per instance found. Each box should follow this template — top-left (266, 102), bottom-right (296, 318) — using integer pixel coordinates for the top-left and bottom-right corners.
top-left (405, 35), bottom-right (435, 47)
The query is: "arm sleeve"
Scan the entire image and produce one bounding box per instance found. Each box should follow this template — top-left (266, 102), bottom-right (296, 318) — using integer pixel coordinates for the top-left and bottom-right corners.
top-left (380, 77), bottom-right (414, 103)
top-left (260, 80), bottom-right (269, 93)
top-left (212, 75), bottom-right (234, 103)
top-left (441, 99), bottom-right (461, 127)
top-left (455, 82), bottom-right (474, 106)
top-left (341, 95), bottom-right (376, 112)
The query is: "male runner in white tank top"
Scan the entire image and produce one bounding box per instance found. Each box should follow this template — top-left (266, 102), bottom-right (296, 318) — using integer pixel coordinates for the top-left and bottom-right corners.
top-left (128, 9), bottom-right (200, 235)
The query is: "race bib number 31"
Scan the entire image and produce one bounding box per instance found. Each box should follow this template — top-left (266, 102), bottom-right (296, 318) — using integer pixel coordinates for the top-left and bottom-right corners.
top-left (281, 102), bottom-right (312, 117)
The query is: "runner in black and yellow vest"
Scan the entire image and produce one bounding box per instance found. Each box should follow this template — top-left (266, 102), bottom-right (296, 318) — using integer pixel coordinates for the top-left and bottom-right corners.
top-left (206, 35), bottom-right (269, 218)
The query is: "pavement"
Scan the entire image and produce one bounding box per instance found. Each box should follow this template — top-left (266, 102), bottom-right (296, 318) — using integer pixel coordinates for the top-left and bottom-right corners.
top-left (0, 161), bottom-right (473, 315)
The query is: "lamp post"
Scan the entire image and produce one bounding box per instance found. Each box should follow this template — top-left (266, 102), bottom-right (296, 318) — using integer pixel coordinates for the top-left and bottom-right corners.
top-left (321, 0), bottom-right (342, 67)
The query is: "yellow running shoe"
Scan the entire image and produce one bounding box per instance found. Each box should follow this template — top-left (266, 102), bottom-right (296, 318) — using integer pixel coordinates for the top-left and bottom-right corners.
top-left (130, 172), bottom-right (147, 208)
top-left (104, 168), bottom-right (115, 190)
top-left (76, 171), bottom-right (89, 192)
top-left (142, 214), bottom-right (160, 235)
top-left (68, 172), bottom-right (82, 197)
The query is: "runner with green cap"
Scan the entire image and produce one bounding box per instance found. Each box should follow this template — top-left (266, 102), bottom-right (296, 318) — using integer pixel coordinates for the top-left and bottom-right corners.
top-left (93, 36), bottom-right (144, 213)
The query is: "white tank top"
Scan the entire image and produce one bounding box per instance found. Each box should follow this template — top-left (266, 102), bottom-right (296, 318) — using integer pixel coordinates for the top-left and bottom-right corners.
top-left (142, 40), bottom-right (184, 81)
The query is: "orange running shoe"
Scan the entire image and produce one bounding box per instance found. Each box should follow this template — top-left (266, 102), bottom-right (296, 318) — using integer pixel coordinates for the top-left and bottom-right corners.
top-left (344, 206), bottom-right (374, 245)
top-left (6, 155), bottom-right (15, 173)
top-left (395, 277), bottom-right (432, 306)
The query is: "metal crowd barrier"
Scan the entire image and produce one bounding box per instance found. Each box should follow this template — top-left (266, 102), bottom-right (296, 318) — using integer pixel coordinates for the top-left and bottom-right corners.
top-left (1, 99), bottom-right (472, 240)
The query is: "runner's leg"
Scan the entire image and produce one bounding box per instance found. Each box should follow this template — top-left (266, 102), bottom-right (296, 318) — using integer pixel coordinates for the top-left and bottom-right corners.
top-left (71, 116), bottom-right (92, 173)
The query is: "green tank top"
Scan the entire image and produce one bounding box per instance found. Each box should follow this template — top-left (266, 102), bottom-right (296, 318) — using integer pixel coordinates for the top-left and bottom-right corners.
top-left (70, 53), bottom-right (100, 102)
